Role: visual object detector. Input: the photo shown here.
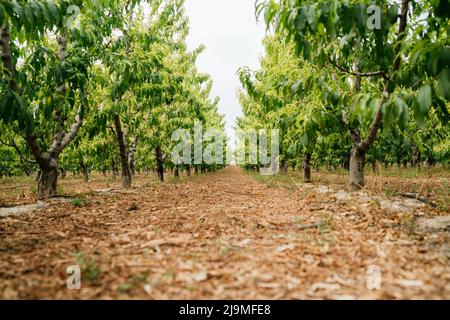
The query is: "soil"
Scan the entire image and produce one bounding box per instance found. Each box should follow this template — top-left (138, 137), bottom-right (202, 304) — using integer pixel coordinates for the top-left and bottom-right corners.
top-left (0, 167), bottom-right (448, 299)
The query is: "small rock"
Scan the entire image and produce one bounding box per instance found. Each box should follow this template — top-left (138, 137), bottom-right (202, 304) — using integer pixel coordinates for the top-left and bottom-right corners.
top-left (334, 190), bottom-right (352, 201)
top-left (192, 271), bottom-right (208, 282)
top-left (237, 239), bottom-right (251, 247)
top-left (143, 284), bottom-right (152, 294)
top-left (380, 200), bottom-right (410, 213)
top-left (416, 216), bottom-right (450, 232)
top-left (317, 186), bottom-right (331, 194)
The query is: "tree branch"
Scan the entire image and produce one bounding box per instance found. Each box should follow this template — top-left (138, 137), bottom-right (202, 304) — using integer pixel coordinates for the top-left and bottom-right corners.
top-left (60, 112), bottom-right (83, 151)
top-left (0, 137), bottom-right (36, 165)
top-left (328, 57), bottom-right (387, 79)
top-left (26, 133), bottom-right (48, 168)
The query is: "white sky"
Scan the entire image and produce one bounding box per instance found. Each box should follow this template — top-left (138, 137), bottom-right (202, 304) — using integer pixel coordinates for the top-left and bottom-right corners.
top-left (184, 0), bottom-right (266, 145)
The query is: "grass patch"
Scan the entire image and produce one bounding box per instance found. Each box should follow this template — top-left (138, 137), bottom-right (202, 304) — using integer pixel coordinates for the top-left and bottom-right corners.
top-left (70, 198), bottom-right (88, 207)
top-left (118, 272), bottom-right (150, 294)
top-left (73, 252), bottom-right (101, 282)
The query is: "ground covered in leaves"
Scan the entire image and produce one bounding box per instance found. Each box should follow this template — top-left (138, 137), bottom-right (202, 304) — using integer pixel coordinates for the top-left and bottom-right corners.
top-left (0, 166), bottom-right (449, 299)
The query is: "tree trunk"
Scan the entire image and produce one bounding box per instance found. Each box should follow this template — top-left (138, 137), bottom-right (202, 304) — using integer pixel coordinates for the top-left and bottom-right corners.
top-left (128, 137), bottom-right (138, 176)
top-left (61, 168), bottom-right (67, 179)
top-left (194, 166), bottom-right (199, 174)
top-left (344, 155), bottom-right (350, 171)
top-left (349, 147), bottom-right (365, 190)
top-left (114, 114), bottom-right (131, 188)
top-left (38, 161), bottom-right (58, 199)
top-left (186, 164), bottom-right (191, 176)
top-left (303, 153), bottom-right (312, 183)
top-left (280, 160), bottom-right (287, 175)
top-left (79, 160), bottom-right (89, 182)
top-left (412, 144), bottom-right (421, 168)
top-left (112, 158), bottom-right (117, 180)
top-left (155, 144), bottom-right (164, 182)
top-left (371, 161), bottom-right (377, 173)
top-left (174, 165), bottom-right (180, 178)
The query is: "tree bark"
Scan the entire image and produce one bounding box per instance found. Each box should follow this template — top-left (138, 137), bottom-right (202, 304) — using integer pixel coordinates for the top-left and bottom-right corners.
top-left (61, 168), bottom-right (67, 179)
top-left (280, 160), bottom-right (287, 175)
top-left (128, 137), bottom-right (138, 176)
top-left (186, 164), bottom-right (191, 177)
top-left (371, 161), bottom-right (377, 173)
top-left (79, 159), bottom-right (89, 182)
top-left (174, 165), bottom-right (180, 178)
top-left (412, 143), bottom-right (421, 168)
top-left (349, 148), bottom-right (366, 190)
top-left (38, 159), bottom-right (58, 199)
top-left (112, 158), bottom-right (117, 180)
top-left (155, 144), bottom-right (164, 182)
top-left (35, 170), bottom-right (42, 182)
top-left (303, 153), bottom-right (312, 183)
top-left (114, 113), bottom-right (132, 188)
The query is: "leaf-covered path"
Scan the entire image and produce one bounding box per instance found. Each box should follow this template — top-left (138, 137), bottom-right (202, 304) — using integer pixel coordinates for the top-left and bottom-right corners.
top-left (0, 167), bottom-right (448, 299)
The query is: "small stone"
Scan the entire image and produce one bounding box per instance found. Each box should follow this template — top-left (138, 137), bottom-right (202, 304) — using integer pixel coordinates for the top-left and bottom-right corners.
top-left (416, 216), bottom-right (450, 232)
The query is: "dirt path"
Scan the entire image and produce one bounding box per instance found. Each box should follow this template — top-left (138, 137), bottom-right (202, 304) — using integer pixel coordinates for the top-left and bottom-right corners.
top-left (0, 167), bottom-right (448, 299)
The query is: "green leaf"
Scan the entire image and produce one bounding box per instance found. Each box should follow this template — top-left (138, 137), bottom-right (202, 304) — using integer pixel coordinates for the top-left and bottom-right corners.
top-left (438, 68), bottom-right (450, 100)
top-left (394, 96), bottom-right (409, 131)
top-left (417, 85), bottom-right (432, 114)
top-left (300, 132), bottom-right (309, 147)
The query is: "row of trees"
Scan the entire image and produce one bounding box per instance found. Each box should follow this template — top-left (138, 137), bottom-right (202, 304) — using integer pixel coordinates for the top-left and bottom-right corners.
top-left (237, 0), bottom-right (449, 188)
top-left (0, 0), bottom-right (226, 198)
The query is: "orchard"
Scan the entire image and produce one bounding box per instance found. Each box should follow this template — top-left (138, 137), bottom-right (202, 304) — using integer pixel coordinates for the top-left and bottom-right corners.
top-left (0, 0), bottom-right (449, 301)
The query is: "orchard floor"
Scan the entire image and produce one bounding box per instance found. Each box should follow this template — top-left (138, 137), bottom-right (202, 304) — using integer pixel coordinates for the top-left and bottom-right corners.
top-left (0, 166), bottom-right (449, 299)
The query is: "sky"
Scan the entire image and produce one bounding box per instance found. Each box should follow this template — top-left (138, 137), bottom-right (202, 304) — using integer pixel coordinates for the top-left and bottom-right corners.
top-left (184, 0), bottom-right (267, 146)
